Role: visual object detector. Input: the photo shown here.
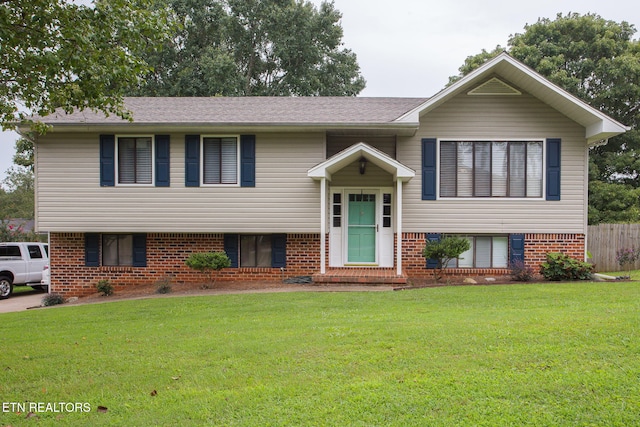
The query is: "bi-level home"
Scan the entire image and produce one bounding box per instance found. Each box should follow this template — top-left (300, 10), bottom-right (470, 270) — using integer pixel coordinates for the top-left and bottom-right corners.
top-left (27, 53), bottom-right (628, 296)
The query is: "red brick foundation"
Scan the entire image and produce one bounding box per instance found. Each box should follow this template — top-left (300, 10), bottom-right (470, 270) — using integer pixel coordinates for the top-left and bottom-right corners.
top-left (50, 231), bottom-right (586, 297)
top-left (400, 232), bottom-right (586, 279)
top-left (49, 233), bottom-right (320, 297)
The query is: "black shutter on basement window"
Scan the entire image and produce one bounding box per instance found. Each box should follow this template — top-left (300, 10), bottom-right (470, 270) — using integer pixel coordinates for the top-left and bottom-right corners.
top-left (224, 234), bottom-right (239, 268)
top-left (271, 234), bottom-right (287, 268)
top-left (85, 233), bottom-right (100, 267)
top-left (132, 234), bottom-right (147, 267)
top-left (509, 234), bottom-right (525, 265)
top-left (425, 233), bottom-right (441, 269)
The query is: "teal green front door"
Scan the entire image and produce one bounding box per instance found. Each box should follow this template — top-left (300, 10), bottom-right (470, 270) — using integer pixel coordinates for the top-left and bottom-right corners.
top-left (347, 193), bottom-right (376, 263)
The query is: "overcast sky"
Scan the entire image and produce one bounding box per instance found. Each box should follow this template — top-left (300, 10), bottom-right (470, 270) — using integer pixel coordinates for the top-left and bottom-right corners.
top-left (1, 0), bottom-right (639, 182)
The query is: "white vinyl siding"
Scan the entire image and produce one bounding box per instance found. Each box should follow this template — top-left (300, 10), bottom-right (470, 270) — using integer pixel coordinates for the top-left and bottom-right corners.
top-left (35, 132), bottom-right (324, 233)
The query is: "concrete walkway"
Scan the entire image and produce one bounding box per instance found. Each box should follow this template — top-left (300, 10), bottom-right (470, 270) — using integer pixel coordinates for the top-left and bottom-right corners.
top-left (0, 290), bottom-right (44, 314)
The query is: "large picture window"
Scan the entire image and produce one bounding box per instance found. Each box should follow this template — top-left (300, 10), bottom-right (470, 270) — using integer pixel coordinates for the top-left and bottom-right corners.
top-left (440, 141), bottom-right (543, 198)
top-left (203, 137), bottom-right (238, 184)
top-left (118, 137), bottom-right (153, 184)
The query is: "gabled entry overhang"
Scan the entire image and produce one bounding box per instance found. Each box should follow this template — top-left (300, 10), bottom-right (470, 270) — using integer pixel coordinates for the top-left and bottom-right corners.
top-left (307, 142), bottom-right (415, 182)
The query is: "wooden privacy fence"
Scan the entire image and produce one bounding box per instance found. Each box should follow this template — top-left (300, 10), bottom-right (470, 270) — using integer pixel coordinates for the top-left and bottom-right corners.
top-left (588, 224), bottom-right (640, 272)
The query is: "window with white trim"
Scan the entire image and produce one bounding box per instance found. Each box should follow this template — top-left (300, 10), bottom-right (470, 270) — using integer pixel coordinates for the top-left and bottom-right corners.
top-left (440, 141), bottom-right (543, 198)
top-left (118, 137), bottom-right (153, 184)
top-left (203, 137), bottom-right (238, 184)
top-left (449, 236), bottom-right (508, 268)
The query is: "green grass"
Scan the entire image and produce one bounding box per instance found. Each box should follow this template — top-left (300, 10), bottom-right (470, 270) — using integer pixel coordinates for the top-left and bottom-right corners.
top-left (602, 269), bottom-right (640, 280)
top-left (1, 282), bottom-right (640, 426)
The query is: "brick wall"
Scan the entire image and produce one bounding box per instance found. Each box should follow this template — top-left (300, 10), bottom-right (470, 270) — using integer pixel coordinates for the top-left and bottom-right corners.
top-left (49, 233), bottom-right (320, 297)
top-left (49, 231), bottom-right (585, 296)
top-left (400, 232), bottom-right (586, 278)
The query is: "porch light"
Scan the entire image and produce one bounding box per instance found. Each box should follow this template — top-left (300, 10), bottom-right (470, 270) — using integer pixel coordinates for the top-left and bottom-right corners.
top-left (359, 156), bottom-right (367, 175)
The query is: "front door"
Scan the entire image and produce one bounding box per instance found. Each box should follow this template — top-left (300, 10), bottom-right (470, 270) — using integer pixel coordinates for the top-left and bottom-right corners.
top-left (347, 193), bottom-right (376, 263)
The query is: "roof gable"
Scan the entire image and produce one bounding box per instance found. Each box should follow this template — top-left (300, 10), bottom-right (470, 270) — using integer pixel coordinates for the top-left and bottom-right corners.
top-left (397, 52), bottom-right (628, 145)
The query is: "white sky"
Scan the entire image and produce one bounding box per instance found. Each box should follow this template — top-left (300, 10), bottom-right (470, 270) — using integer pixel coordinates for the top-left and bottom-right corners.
top-left (1, 0), bottom-right (639, 182)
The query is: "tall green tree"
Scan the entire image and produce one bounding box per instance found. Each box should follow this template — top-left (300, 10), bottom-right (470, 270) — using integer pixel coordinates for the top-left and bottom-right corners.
top-left (0, 0), bottom-right (175, 132)
top-left (450, 13), bottom-right (640, 224)
top-left (135, 0), bottom-right (366, 96)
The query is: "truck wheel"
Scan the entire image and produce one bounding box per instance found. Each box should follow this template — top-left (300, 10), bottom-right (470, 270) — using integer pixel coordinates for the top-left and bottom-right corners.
top-left (0, 276), bottom-right (13, 299)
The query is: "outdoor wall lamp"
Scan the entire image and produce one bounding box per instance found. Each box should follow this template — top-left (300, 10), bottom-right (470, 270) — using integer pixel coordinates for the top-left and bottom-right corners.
top-left (359, 156), bottom-right (367, 175)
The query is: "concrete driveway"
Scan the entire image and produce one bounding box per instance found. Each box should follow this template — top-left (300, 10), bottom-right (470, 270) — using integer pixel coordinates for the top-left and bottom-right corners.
top-left (0, 290), bottom-right (45, 314)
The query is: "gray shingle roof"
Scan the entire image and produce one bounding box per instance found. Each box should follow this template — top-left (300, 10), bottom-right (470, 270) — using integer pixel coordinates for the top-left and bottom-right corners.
top-left (41, 97), bottom-right (428, 125)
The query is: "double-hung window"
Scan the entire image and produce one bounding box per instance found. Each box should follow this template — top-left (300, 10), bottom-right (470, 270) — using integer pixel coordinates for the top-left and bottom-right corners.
top-left (203, 137), bottom-right (238, 185)
top-left (440, 141), bottom-right (543, 198)
top-left (118, 137), bottom-right (153, 184)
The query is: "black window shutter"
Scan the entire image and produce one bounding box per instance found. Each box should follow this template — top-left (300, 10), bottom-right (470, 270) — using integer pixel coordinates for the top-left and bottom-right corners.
top-left (224, 234), bottom-right (239, 268)
top-left (185, 135), bottom-right (200, 187)
top-left (85, 233), bottom-right (100, 267)
top-left (422, 138), bottom-right (437, 200)
top-left (546, 138), bottom-right (561, 201)
top-left (271, 234), bottom-right (287, 268)
top-left (132, 234), bottom-right (147, 267)
top-left (240, 135), bottom-right (256, 187)
top-left (425, 233), bottom-right (441, 269)
top-left (155, 135), bottom-right (170, 187)
top-left (509, 234), bottom-right (525, 265)
top-left (100, 135), bottom-right (115, 187)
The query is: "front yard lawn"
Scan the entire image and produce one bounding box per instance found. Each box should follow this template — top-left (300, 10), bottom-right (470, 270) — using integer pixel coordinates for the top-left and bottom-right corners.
top-left (1, 282), bottom-right (639, 426)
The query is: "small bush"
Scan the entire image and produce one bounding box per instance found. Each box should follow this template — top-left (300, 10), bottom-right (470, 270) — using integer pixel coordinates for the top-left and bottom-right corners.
top-left (510, 260), bottom-right (535, 282)
top-left (540, 253), bottom-right (594, 281)
top-left (156, 277), bottom-right (172, 294)
top-left (96, 279), bottom-right (114, 296)
top-left (42, 293), bottom-right (65, 306)
top-left (423, 235), bottom-right (471, 282)
top-left (185, 252), bottom-right (231, 286)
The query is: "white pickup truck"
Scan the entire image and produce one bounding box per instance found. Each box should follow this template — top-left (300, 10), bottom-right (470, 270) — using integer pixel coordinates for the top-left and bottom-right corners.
top-left (0, 242), bottom-right (49, 299)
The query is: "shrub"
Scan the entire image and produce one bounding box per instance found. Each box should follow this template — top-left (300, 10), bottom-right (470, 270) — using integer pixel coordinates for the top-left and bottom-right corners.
top-left (510, 260), bottom-right (535, 282)
top-left (540, 253), bottom-right (594, 281)
top-left (616, 247), bottom-right (639, 277)
top-left (96, 279), bottom-right (114, 296)
top-left (185, 252), bottom-right (231, 286)
top-left (42, 293), bottom-right (65, 306)
top-left (423, 236), bottom-right (471, 282)
top-left (156, 277), bottom-right (172, 294)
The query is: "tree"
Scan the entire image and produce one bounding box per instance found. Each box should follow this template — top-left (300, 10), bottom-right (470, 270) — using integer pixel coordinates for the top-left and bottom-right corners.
top-left (0, 167), bottom-right (35, 220)
top-left (0, 0), bottom-right (175, 132)
top-left (134, 0), bottom-right (366, 96)
top-left (450, 13), bottom-right (640, 224)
